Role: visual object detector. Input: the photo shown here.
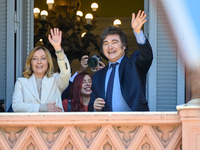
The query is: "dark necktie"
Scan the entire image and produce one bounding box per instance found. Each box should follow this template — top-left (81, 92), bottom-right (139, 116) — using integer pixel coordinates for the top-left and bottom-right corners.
top-left (105, 63), bottom-right (118, 111)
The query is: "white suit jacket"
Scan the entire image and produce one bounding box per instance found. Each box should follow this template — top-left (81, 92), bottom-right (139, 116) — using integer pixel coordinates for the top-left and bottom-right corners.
top-left (12, 55), bottom-right (71, 112)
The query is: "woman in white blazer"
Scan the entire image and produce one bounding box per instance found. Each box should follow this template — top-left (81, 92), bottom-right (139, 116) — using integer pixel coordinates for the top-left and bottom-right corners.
top-left (12, 28), bottom-right (71, 112)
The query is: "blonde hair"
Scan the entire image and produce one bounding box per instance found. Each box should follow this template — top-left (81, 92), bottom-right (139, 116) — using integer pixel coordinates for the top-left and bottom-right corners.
top-left (23, 46), bottom-right (54, 78)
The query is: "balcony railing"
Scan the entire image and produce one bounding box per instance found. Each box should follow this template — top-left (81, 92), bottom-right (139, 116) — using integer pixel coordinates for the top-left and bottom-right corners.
top-left (0, 104), bottom-right (199, 150)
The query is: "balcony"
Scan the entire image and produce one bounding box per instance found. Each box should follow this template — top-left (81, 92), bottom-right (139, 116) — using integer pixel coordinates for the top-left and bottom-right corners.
top-left (0, 104), bottom-right (199, 150)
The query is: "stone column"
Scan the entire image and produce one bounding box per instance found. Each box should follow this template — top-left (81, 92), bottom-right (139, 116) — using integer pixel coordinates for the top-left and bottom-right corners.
top-left (177, 69), bottom-right (200, 150)
top-left (177, 105), bottom-right (200, 150)
top-left (189, 69), bottom-right (200, 105)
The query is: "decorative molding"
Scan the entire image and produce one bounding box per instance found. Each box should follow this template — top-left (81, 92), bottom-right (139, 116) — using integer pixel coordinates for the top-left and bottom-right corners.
top-left (0, 127), bottom-right (25, 149)
top-left (152, 125), bottom-right (179, 148)
top-left (113, 125), bottom-right (140, 148)
top-left (0, 110), bottom-right (198, 149)
top-left (37, 127), bottom-right (63, 148)
top-left (75, 126), bottom-right (101, 148)
top-left (136, 135), bottom-right (156, 150)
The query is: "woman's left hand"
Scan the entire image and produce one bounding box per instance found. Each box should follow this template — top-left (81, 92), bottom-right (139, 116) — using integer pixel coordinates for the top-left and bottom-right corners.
top-left (48, 28), bottom-right (62, 51)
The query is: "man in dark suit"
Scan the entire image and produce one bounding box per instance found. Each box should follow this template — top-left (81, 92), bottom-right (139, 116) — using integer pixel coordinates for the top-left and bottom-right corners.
top-left (88, 10), bottom-right (153, 111)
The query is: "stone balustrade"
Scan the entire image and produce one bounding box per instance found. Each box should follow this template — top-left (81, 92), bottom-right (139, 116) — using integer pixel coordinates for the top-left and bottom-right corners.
top-left (0, 105), bottom-right (199, 150)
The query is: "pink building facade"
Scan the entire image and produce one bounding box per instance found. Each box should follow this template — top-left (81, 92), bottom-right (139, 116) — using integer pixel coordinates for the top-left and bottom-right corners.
top-left (0, 102), bottom-right (199, 150)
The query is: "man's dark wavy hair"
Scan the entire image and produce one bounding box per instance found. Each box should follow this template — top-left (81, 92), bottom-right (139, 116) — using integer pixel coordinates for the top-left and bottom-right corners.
top-left (100, 26), bottom-right (129, 55)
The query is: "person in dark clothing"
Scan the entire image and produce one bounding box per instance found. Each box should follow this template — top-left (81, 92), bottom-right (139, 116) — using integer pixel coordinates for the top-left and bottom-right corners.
top-left (88, 10), bottom-right (153, 112)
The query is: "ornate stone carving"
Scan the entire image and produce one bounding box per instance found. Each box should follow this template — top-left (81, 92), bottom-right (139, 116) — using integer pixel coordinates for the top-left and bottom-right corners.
top-left (75, 126), bottom-right (101, 147)
top-left (141, 142), bottom-right (151, 150)
top-left (64, 142), bottom-right (73, 150)
top-left (55, 134), bottom-right (80, 150)
top-left (37, 127), bottom-right (62, 148)
top-left (27, 143), bottom-right (35, 150)
top-left (1, 127), bottom-right (25, 148)
top-left (152, 125), bottom-right (178, 147)
top-left (96, 134), bottom-right (118, 150)
top-left (103, 141), bottom-right (112, 150)
top-left (136, 135), bottom-right (155, 150)
top-left (113, 125), bottom-right (140, 148)
top-left (174, 139), bottom-right (182, 150)
top-left (20, 134), bottom-right (41, 150)
top-left (0, 113), bottom-right (189, 149)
